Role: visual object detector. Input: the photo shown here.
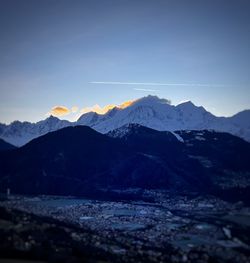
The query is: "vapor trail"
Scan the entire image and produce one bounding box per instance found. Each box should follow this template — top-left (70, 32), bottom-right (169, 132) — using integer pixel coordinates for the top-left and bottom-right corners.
top-left (134, 88), bottom-right (159, 92)
top-left (89, 81), bottom-right (226, 87)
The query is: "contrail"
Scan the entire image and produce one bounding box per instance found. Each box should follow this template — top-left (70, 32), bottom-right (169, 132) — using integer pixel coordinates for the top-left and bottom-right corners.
top-left (134, 88), bottom-right (159, 92)
top-left (89, 81), bottom-right (226, 87)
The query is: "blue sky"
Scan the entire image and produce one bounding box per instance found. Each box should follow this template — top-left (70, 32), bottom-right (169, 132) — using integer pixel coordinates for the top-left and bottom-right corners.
top-left (0, 0), bottom-right (250, 123)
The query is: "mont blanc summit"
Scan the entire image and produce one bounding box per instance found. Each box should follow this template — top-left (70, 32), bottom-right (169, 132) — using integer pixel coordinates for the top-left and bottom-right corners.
top-left (0, 96), bottom-right (249, 146)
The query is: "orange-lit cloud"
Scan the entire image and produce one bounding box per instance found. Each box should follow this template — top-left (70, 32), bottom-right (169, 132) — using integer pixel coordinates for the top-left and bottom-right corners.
top-left (80, 100), bottom-right (135, 115)
top-left (71, 106), bottom-right (79, 113)
top-left (47, 99), bottom-right (135, 119)
top-left (80, 104), bottom-right (115, 115)
top-left (49, 106), bottom-right (71, 116)
top-left (119, 100), bottom-right (134, 109)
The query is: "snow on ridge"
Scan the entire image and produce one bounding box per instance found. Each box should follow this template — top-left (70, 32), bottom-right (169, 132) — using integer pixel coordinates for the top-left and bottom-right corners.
top-left (0, 116), bottom-right (71, 147)
top-left (0, 95), bottom-right (250, 146)
top-left (171, 132), bottom-right (184, 143)
top-left (107, 123), bottom-right (142, 138)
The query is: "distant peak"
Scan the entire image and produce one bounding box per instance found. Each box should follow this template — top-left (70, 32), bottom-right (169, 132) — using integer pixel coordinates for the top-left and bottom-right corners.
top-left (177, 100), bottom-right (195, 107)
top-left (47, 115), bottom-right (59, 120)
top-left (44, 115), bottom-right (60, 122)
top-left (77, 111), bottom-right (99, 122)
top-left (231, 109), bottom-right (250, 117)
top-left (10, 120), bottom-right (22, 125)
top-left (136, 95), bottom-right (171, 105)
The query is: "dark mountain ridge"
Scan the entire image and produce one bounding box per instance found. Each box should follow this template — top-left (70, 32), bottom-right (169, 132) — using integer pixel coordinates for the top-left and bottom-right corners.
top-left (0, 138), bottom-right (16, 152)
top-left (0, 125), bottom-right (249, 203)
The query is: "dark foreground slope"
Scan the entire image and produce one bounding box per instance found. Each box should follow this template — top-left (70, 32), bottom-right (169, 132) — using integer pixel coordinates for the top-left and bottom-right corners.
top-left (0, 138), bottom-right (16, 152)
top-left (0, 125), bottom-right (250, 201)
top-left (1, 205), bottom-right (183, 263)
top-left (0, 126), bottom-right (128, 195)
top-left (175, 130), bottom-right (250, 203)
top-left (0, 206), bottom-right (121, 263)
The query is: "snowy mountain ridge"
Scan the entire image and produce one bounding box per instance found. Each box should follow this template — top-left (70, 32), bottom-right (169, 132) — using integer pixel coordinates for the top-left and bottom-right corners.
top-left (0, 116), bottom-right (71, 146)
top-left (0, 95), bottom-right (249, 146)
top-left (78, 96), bottom-right (250, 142)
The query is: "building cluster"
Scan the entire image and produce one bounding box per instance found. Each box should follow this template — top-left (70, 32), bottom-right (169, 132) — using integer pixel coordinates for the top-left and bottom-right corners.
top-left (0, 190), bottom-right (249, 263)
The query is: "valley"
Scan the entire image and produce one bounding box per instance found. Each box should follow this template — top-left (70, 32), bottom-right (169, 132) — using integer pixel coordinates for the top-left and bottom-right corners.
top-left (0, 99), bottom-right (249, 262)
top-left (1, 191), bottom-right (250, 263)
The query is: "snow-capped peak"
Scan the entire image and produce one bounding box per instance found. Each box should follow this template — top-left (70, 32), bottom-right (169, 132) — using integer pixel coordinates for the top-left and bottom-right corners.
top-left (177, 100), bottom-right (195, 108)
top-left (44, 115), bottom-right (60, 122)
top-left (77, 95), bottom-right (250, 142)
top-left (134, 95), bottom-right (171, 106)
top-left (0, 95), bottom-right (249, 146)
top-left (0, 116), bottom-right (71, 147)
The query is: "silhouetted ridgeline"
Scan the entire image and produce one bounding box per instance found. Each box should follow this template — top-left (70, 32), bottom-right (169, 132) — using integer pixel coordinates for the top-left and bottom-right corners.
top-left (0, 125), bottom-right (250, 203)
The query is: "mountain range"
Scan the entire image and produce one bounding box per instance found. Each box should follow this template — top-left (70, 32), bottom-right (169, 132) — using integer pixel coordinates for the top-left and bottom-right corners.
top-left (0, 124), bottom-right (249, 203)
top-left (0, 95), bottom-right (250, 147)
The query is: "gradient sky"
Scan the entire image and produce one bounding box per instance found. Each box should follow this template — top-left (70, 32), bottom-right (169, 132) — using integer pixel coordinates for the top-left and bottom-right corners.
top-left (0, 0), bottom-right (250, 123)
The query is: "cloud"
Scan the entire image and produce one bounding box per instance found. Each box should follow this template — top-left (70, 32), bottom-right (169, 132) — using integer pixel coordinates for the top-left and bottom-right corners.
top-left (48, 106), bottom-right (71, 117)
top-left (80, 104), bottom-right (115, 115)
top-left (90, 81), bottom-right (226, 87)
top-left (80, 100), bottom-right (135, 115)
top-left (119, 100), bottom-right (134, 109)
top-left (71, 106), bottom-right (79, 113)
